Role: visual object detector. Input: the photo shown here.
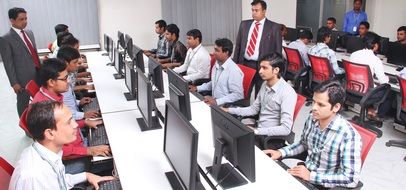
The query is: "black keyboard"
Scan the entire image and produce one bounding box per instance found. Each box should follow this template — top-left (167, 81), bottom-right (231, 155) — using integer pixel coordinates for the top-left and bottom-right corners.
top-left (89, 125), bottom-right (109, 146)
top-left (276, 161), bottom-right (319, 190)
top-left (83, 98), bottom-right (100, 112)
top-left (99, 179), bottom-right (122, 190)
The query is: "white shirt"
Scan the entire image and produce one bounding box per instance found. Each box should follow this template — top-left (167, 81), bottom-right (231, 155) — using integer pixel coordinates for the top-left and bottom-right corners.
top-left (9, 142), bottom-right (86, 190)
top-left (288, 39), bottom-right (310, 66)
top-left (11, 26), bottom-right (33, 50)
top-left (350, 49), bottom-right (389, 84)
top-left (244, 18), bottom-right (266, 61)
top-left (173, 44), bottom-right (211, 82)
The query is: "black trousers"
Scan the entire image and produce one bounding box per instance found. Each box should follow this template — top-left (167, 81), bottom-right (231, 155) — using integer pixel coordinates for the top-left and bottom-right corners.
top-left (243, 60), bottom-right (263, 98)
top-left (16, 90), bottom-right (30, 117)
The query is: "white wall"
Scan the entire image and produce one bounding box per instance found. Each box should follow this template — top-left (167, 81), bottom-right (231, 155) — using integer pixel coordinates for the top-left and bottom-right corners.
top-left (366, 0), bottom-right (406, 41)
top-left (242, 0), bottom-right (297, 27)
top-left (98, 0), bottom-right (162, 50)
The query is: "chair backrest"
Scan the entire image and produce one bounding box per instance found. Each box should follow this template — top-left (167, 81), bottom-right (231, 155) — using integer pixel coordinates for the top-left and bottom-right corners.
top-left (397, 76), bottom-right (406, 110)
top-left (293, 94), bottom-right (307, 122)
top-left (342, 60), bottom-right (374, 95)
top-left (0, 157), bottom-right (14, 190)
top-left (237, 64), bottom-right (256, 99)
top-left (283, 46), bottom-right (305, 74)
top-left (350, 122), bottom-right (377, 165)
top-left (308, 54), bottom-right (335, 83)
top-left (19, 108), bottom-right (32, 138)
top-left (209, 53), bottom-right (216, 78)
top-left (25, 80), bottom-right (40, 98)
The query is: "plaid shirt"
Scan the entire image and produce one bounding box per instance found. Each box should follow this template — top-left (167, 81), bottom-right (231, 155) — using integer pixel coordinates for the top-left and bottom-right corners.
top-left (155, 34), bottom-right (171, 58)
top-left (308, 43), bottom-right (345, 74)
top-left (279, 113), bottom-right (362, 188)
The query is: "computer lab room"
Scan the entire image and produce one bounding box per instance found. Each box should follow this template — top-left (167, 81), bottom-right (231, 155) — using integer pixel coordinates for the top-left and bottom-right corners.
top-left (0, 0), bottom-right (405, 190)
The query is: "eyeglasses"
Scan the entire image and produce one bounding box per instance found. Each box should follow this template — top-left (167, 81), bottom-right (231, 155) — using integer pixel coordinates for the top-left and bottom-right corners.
top-left (56, 74), bottom-right (69, 82)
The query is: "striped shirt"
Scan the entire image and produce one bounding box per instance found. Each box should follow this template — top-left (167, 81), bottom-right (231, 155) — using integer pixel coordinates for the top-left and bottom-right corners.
top-left (279, 113), bottom-right (362, 188)
top-left (308, 43), bottom-right (345, 74)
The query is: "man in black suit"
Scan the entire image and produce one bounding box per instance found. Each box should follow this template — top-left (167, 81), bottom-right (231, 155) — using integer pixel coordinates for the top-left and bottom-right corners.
top-left (233, 0), bottom-right (282, 97)
top-left (0, 7), bottom-right (40, 117)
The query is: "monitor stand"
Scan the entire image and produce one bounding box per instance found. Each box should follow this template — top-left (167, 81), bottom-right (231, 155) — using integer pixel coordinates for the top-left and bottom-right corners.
top-left (136, 116), bottom-right (162, 132)
top-left (206, 138), bottom-right (248, 189)
top-left (165, 171), bottom-right (205, 190)
top-left (123, 92), bottom-right (137, 101)
top-left (113, 73), bottom-right (124, 79)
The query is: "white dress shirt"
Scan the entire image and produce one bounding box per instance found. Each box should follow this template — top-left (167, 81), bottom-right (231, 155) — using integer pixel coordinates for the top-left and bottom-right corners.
top-left (350, 49), bottom-right (389, 84)
top-left (9, 142), bottom-right (86, 190)
top-left (197, 57), bottom-right (244, 105)
top-left (173, 44), bottom-right (211, 82)
top-left (244, 18), bottom-right (266, 61)
top-left (11, 26), bottom-right (33, 50)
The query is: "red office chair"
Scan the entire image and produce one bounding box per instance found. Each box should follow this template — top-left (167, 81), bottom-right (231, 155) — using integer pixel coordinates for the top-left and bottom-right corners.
top-left (342, 60), bottom-right (391, 138)
top-left (25, 80), bottom-right (40, 98)
top-left (283, 46), bottom-right (309, 94)
top-left (0, 157), bottom-right (14, 190)
top-left (237, 64), bottom-right (256, 100)
top-left (19, 108), bottom-right (32, 138)
top-left (308, 54), bottom-right (335, 89)
top-left (191, 53), bottom-right (216, 86)
top-left (350, 122), bottom-right (377, 165)
top-left (386, 76), bottom-right (406, 161)
top-left (263, 94), bottom-right (307, 149)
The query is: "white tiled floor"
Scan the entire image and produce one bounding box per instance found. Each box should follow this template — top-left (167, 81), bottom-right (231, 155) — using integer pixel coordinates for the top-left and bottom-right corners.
top-left (0, 62), bottom-right (405, 189)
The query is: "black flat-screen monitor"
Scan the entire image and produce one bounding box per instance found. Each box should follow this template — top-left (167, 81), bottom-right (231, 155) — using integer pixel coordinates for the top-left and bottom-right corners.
top-left (132, 44), bottom-right (145, 73)
top-left (124, 59), bottom-right (136, 101)
top-left (379, 37), bottom-right (389, 56)
top-left (207, 106), bottom-right (256, 189)
top-left (117, 31), bottom-right (125, 50)
top-left (103, 34), bottom-right (109, 55)
top-left (163, 100), bottom-right (205, 190)
top-left (167, 69), bottom-right (191, 121)
top-left (108, 37), bottom-right (114, 63)
top-left (136, 68), bottom-right (162, 131)
top-left (148, 57), bottom-right (165, 98)
top-left (125, 34), bottom-right (133, 57)
top-left (285, 27), bottom-right (299, 42)
top-left (387, 42), bottom-right (406, 66)
top-left (346, 36), bottom-right (364, 54)
top-left (113, 47), bottom-right (124, 79)
top-left (326, 31), bottom-right (340, 51)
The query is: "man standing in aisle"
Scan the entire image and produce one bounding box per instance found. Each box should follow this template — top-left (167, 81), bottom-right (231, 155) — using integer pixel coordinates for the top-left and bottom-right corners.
top-left (233, 0), bottom-right (282, 97)
top-left (343, 0), bottom-right (368, 35)
top-left (0, 7), bottom-right (41, 117)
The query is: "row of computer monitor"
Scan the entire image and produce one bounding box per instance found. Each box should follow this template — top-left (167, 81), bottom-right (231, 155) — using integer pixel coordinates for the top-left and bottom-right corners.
top-left (285, 27), bottom-right (406, 66)
top-left (103, 32), bottom-right (257, 189)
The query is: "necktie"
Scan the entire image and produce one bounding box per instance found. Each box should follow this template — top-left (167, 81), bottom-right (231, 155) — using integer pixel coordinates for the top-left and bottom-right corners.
top-left (246, 21), bottom-right (260, 57)
top-left (21, 30), bottom-right (40, 69)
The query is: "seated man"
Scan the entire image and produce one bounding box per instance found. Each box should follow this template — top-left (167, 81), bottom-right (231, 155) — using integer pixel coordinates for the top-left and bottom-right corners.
top-left (144, 19), bottom-right (171, 59)
top-left (264, 80), bottom-right (362, 189)
top-left (309, 27), bottom-right (345, 75)
top-left (32, 59), bottom-right (111, 162)
top-left (288, 29), bottom-right (313, 67)
top-left (326, 17), bottom-right (337, 31)
top-left (397, 26), bottom-right (406, 45)
top-left (157, 24), bottom-right (187, 69)
top-left (222, 53), bottom-right (296, 149)
top-left (173, 29), bottom-right (211, 82)
top-left (51, 24), bottom-right (69, 52)
top-left (10, 101), bottom-right (114, 190)
top-left (189, 38), bottom-right (244, 106)
top-left (358, 21), bottom-right (370, 38)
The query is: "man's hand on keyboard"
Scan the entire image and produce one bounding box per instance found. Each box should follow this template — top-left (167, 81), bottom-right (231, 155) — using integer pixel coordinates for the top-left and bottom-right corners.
top-left (80, 97), bottom-right (93, 106)
top-left (287, 165), bottom-right (311, 181)
top-left (86, 172), bottom-right (115, 190)
top-left (88, 145), bottom-right (111, 157)
top-left (85, 110), bottom-right (100, 118)
top-left (85, 119), bottom-right (103, 129)
top-left (263, 149), bottom-right (282, 160)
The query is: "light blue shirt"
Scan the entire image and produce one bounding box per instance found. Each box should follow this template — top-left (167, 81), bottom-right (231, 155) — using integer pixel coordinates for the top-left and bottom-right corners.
top-left (197, 57), bottom-right (244, 105)
top-left (308, 43), bottom-right (345, 74)
top-left (62, 73), bottom-right (84, 120)
top-left (288, 39), bottom-right (311, 67)
top-left (343, 10), bottom-right (368, 34)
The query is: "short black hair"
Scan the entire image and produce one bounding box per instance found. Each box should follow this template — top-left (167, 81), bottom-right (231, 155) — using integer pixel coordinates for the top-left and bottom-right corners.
top-left (186, 29), bottom-right (202, 43)
top-left (56, 31), bottom-right (72, 47)
top-left (54, 24), bottom-right (68, 35)
top-left (251, 0), bottom-right (267, 10)
top-left (299, 29), bottom-right (313, 40)
top-left (60, 35), bottom-right (79, 47)
top-left (313, 80), bottom-right (346, 110)
top-left (327, 17), bottom-right (336, 24)
top-left (155, 20), bottom-right (167, 29)
top-left (259, 52), bottom-right (286, 78)
top-left (363, 32), bottom-right (381, 49)
top-left (38, 58), bottom-right (67, 87)
top-left (8, 7), bottom-right (26, 20)
top-left (397, 26), bottom-right (406, 33)
top-left (27, 101), bottom-right (62, 141)
top-left (166, 24), bottom-right (180, 39)
top-left (359, 21), bottom-right (370, 29)
top-left (57, 46), bottom-right (80, 63)
top-left (215, 38), bottom-right (233, 57)
top-left (354, 0), bottom-right (362, 4)
top-left (317, 26), bottom-right (332, 43)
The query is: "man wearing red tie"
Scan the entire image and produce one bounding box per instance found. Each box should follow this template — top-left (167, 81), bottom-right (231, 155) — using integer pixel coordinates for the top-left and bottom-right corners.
top-left (0, 7), bottom-right (40, 117)
top-left (233, 0), bottom-right (282, 97)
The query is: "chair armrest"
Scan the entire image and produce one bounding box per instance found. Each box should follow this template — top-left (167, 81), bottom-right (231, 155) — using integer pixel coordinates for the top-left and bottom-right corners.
top-left (263, 132), bottom-right (295, 148)
top-left (192, 78), bottom-right (210, 86)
